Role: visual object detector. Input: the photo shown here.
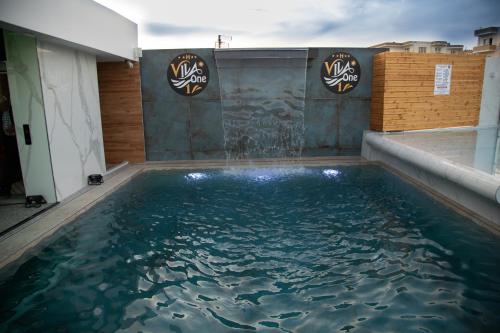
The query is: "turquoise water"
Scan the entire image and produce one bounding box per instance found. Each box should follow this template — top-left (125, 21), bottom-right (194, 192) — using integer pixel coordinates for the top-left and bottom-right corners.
top-left (1, 166), bottom-right (500, 332)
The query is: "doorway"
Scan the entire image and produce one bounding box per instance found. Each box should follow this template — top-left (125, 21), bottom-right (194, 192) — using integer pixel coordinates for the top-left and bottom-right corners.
top-left (0, 29), bottom-right (55, 235)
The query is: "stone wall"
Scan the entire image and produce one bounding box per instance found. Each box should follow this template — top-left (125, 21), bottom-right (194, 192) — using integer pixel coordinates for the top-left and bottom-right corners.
top-left (141, 47), bottom-right (384, 160)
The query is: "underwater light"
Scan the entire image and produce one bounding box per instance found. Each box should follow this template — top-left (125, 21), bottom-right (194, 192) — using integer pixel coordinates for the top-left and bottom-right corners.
top-left (255, 175), bottom-right (272, 182)
top-left (185, 172), bottom-right (207, 180)
top-left (323, 169), bottom-right (341, 178)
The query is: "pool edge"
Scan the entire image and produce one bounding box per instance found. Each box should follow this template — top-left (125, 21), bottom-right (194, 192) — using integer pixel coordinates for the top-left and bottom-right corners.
top-left (0, 165), bottom-right (145, 271)
top-left (362, 131), bottom-right (500, 234)
top-left (377, 162), bottom-right (500, 236)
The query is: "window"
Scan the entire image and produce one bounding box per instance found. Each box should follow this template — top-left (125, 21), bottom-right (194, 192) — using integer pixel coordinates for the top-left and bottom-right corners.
top-left (418, 47), bottom-right (427, 53)
top-left (483, 39), bottom-right (487, 45)
top-left (489, 38), bottom-right (493, 45)
top-left (435, 47), bottom-right (441, 53)
top-left (451, 50), bottom-right (457, 54)
top-left (404, 47), bottom-right (410, 52)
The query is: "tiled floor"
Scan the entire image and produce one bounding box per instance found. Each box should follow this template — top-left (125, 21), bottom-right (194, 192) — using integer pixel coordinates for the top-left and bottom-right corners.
top-left (382, 127), bottom-right (500, 177)
top-left (0, 195), bottom-right (48, 235)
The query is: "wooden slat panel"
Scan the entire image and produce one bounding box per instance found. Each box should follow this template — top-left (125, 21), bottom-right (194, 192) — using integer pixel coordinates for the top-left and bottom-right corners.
top-left (370, 53), bottom-right (386, 131)
top-left (370, 52), bottom-right (485, 132)
top-left (97, 61), bottom-right (146, 164)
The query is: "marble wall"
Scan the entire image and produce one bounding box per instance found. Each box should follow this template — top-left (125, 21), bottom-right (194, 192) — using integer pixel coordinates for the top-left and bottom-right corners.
top-left (4, 32), bottom-right (57, 203)
top-left (38, 41), bottom-right (106, 201)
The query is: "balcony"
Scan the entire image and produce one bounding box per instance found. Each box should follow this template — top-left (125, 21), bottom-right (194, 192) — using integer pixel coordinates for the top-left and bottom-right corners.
top-left (473, 44), bottom-right (497, 53)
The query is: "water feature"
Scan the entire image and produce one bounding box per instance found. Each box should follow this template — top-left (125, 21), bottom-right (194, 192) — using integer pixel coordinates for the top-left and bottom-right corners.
top-left (214, 49), bottom-right (308, 160)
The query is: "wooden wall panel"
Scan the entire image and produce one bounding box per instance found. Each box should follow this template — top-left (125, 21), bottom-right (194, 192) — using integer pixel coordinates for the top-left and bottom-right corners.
top-left (370, 52), bottom-right (486, 131)
top-left (97, 61), bottom-right (145, 164)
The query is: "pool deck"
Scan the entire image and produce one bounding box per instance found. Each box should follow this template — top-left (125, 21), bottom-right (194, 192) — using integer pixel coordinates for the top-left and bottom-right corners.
top-left (0, 196), bottom-right (50, 236)
top-left (378, 127), bottom-right (500, 177)
top-left (362, 128), bottom-right (500, 232)
top-left (0, 156), bottom-right (370, 270)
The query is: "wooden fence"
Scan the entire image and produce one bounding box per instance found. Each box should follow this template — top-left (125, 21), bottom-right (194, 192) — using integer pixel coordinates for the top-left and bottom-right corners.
top-left (370, 52), bottom-right (485, 131)
top-left (97, 61), bottom-right (146, 165)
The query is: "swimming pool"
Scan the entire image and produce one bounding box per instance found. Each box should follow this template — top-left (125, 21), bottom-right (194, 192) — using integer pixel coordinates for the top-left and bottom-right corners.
top-left (1, 165), bottom-right (499, 332)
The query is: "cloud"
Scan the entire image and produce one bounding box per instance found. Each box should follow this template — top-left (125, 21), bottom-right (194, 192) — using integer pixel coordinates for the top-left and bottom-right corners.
top-left (383, 0), bottom-right (500, 47)
top-left (145, 22), bottom-right (247, 39)
top-left (274, 20), bottom-right (339, 38)
top-left (145, 23), bottom-right (207, 36)
top-left (95, 0), bottom-right (500, 49)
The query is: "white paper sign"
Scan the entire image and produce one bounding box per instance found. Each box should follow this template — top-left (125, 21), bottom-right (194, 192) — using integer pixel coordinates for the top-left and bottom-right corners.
top-left (434, 64), bottom-right (452, 95)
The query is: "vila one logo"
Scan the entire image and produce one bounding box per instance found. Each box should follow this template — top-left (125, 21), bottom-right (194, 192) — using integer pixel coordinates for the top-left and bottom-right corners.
top-left (167, 53), bottom-right (209, 96)
top-left (321, 52), bottom-right (361, 94)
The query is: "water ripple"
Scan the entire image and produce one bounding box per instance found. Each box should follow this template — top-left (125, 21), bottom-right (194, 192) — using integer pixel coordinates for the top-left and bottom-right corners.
top-left (1, 166), bottom-right (500, 332)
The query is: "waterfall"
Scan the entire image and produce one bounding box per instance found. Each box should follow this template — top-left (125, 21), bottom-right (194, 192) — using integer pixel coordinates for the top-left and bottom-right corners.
top-left (214, 49), bottom-right (308, 161)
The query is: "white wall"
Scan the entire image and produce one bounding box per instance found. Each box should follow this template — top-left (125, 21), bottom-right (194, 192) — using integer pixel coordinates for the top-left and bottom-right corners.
top-left (38, 41), bottom-right (106, 201)
top-left (479, 57), bottom-right (500, 127)
top-left (0, 0), bottom-right (137, 60)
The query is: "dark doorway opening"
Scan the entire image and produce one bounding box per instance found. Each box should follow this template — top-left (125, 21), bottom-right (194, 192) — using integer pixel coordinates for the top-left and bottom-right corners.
top-left (0, 29), bottom-right (49, 235)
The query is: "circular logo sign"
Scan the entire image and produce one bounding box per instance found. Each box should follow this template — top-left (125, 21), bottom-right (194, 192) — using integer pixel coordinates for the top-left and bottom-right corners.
top-left (167, 53), bottom-right (209, 96)
top-left (321, 52), bottom-right (361, 94)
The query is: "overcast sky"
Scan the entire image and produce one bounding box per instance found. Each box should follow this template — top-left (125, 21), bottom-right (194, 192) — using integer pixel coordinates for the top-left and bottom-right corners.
top-left (94, 0), bottom-right (499, 50)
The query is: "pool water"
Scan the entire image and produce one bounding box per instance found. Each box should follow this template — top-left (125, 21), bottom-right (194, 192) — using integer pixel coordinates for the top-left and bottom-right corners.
top-left (1, 166), bottom-right (500, 332)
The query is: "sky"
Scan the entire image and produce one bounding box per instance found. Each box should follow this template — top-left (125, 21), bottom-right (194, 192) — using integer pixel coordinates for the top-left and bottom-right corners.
top-left (94, 0), bottom-right (500, 50)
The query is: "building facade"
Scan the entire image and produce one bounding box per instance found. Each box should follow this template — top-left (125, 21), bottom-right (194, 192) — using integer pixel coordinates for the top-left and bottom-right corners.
top-left (0, 0), bottom-right (139, 204)
top-left (370, 41), bottom-right (464, 54)
top-left (473, 27), bottom-right (500, 56)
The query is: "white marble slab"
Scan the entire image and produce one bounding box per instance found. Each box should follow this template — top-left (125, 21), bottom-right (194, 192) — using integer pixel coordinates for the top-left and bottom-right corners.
top-left (4, 32), bottom-right (57, 203)
top-left (38, 41), bottom-right (106, 201)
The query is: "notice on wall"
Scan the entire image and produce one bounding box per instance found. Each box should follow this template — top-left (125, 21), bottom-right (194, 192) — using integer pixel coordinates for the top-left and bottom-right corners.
top-left (434, 64), bottom-right (452, 95)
